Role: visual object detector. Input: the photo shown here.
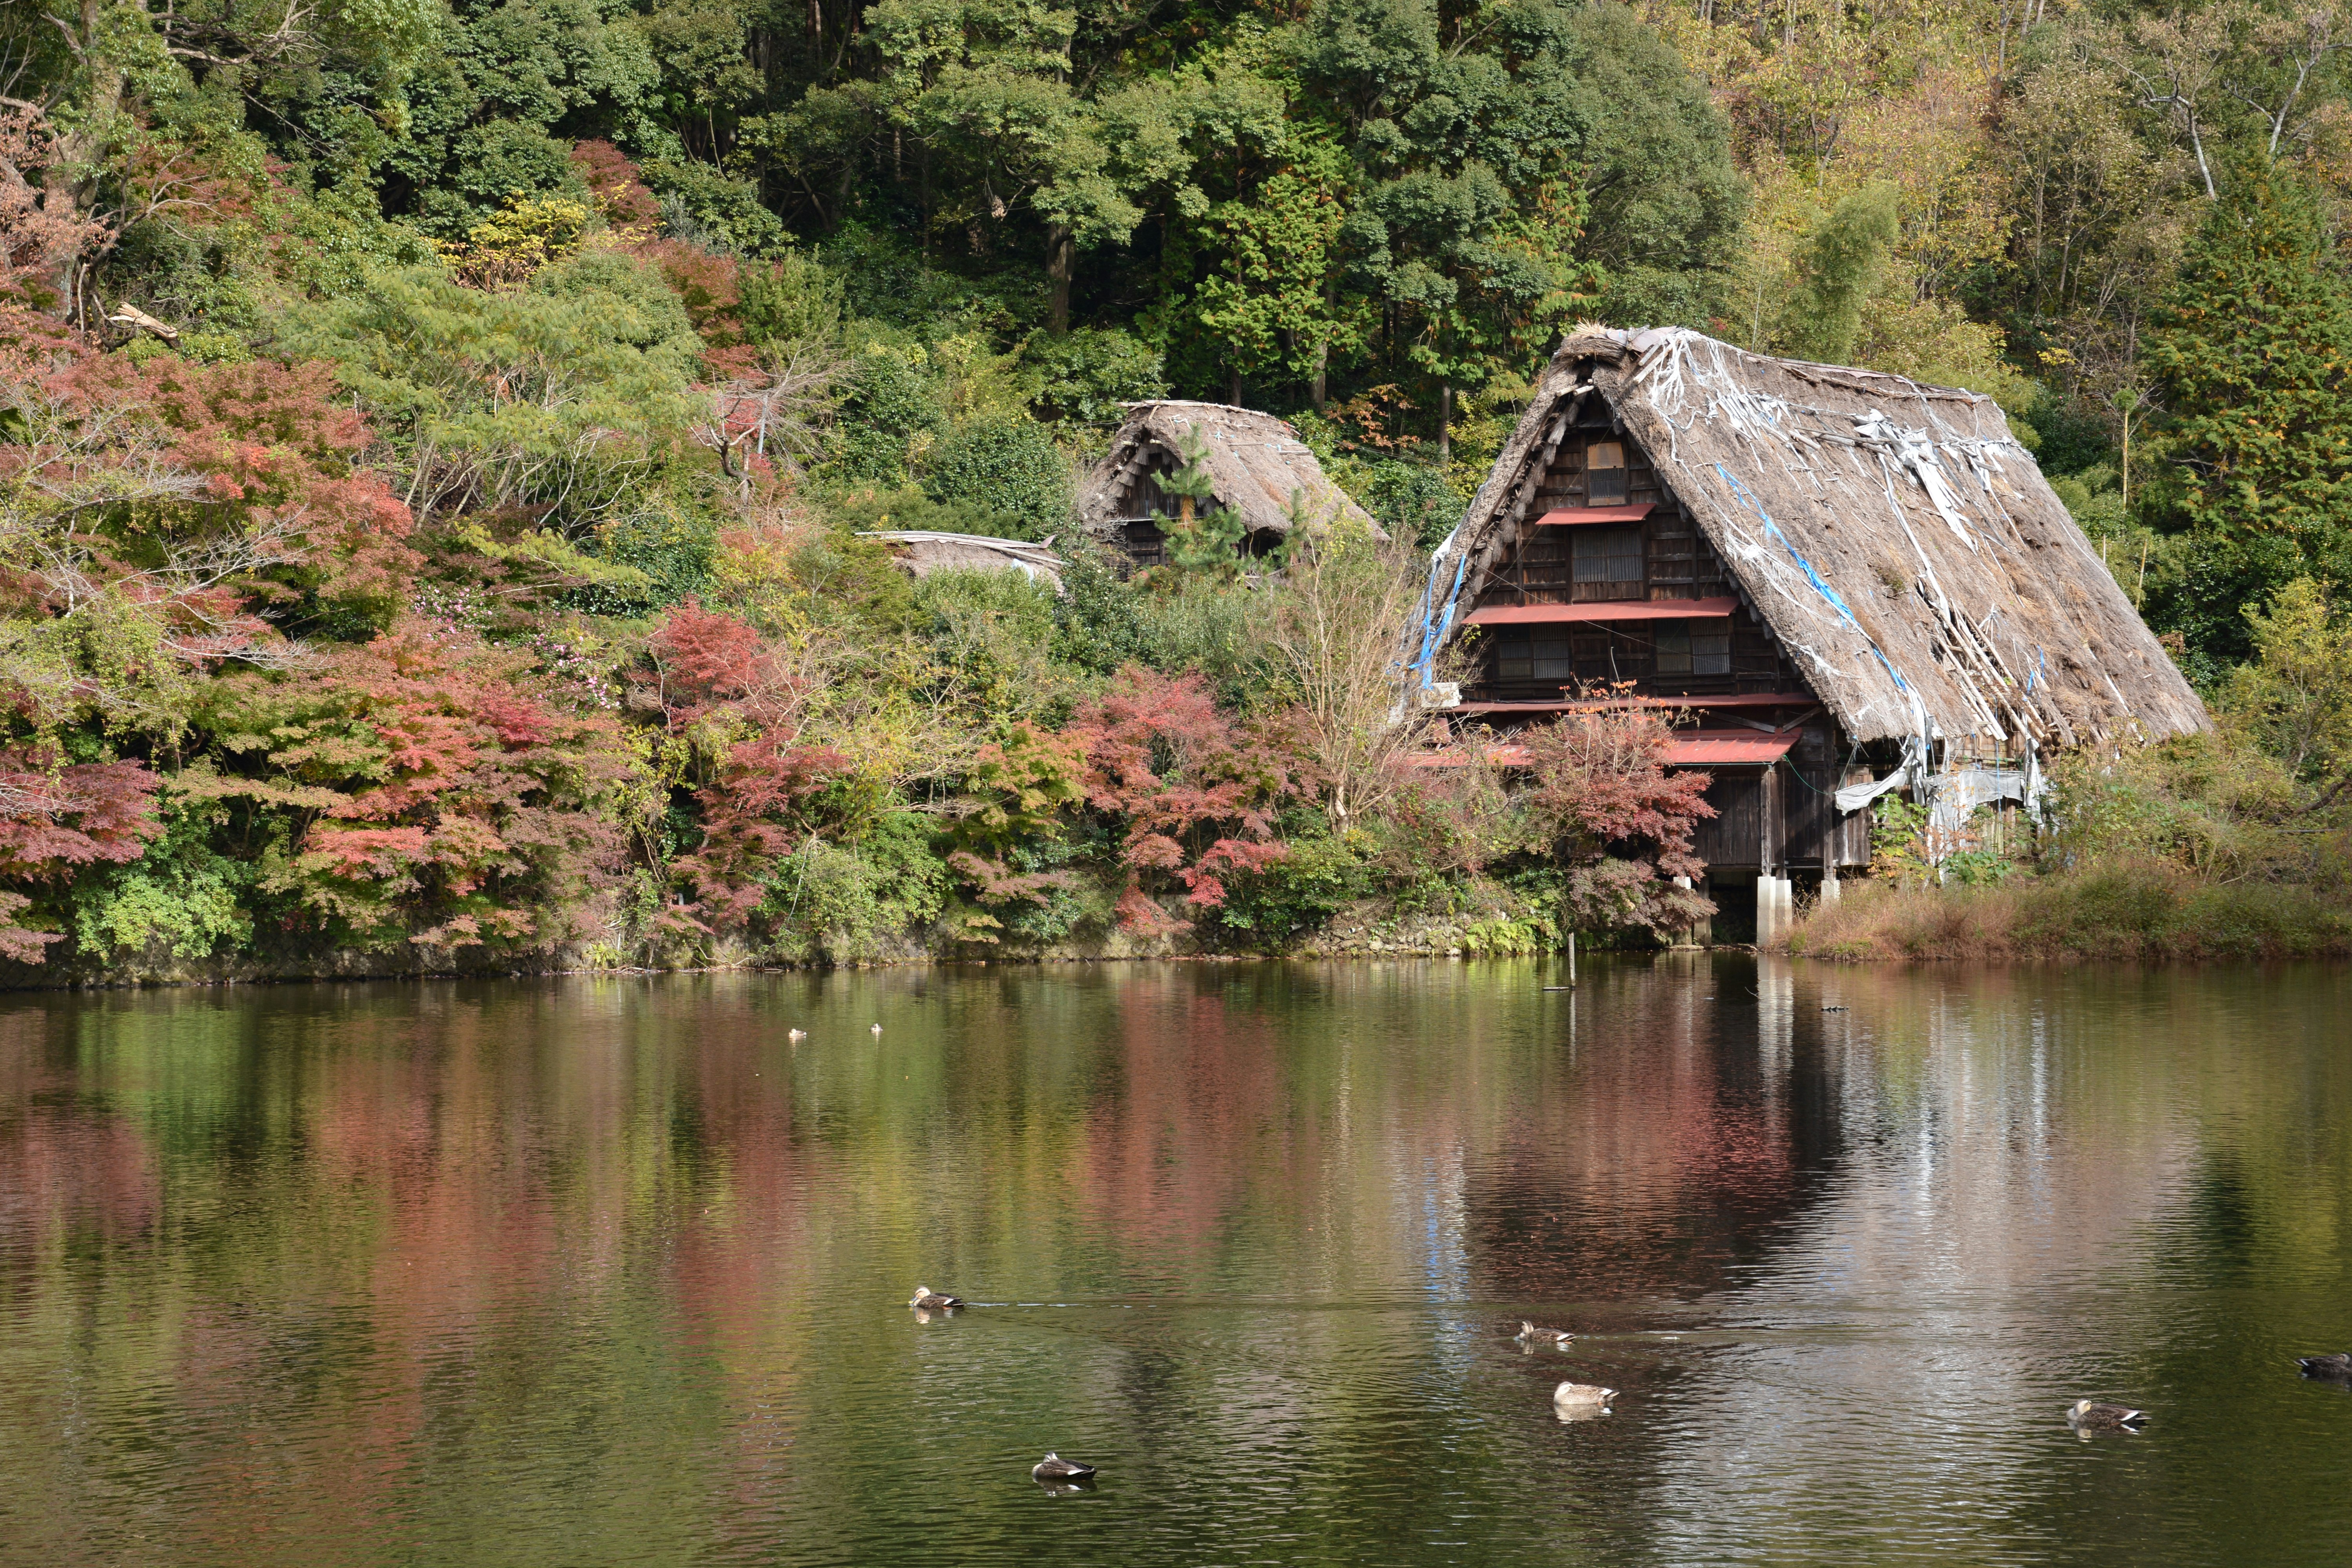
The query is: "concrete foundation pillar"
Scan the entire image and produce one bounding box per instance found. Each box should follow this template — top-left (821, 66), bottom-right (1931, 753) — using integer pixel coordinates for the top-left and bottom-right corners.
top-left (1755, 874), bottom-right (1794, 946)
top-left (1820, 865), bottom-right (1841, 905)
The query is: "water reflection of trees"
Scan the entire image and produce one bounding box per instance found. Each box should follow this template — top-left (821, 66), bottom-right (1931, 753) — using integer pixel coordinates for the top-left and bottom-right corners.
top-left (0, 962), bottom-right (2347, 1563)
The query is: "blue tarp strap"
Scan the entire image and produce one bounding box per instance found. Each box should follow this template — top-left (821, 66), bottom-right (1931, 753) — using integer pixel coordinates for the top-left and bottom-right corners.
top-left (1713, 461), bottom-right (1913, 699)
top-left (1407, 543), bottom-right (1472, 688)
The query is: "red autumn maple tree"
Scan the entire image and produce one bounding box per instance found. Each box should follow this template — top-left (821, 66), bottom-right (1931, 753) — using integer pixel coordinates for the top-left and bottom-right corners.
top-left (0, 750), bottom-right (161, 962)
top-left (1514, 702), bottom-right (1717, 934)
top-left (1063, 666), bottom-right (1303, 933)
top-left (196, 620), bottom-right (632, 952)
top-left (643, 600), bottom-right (847, 933)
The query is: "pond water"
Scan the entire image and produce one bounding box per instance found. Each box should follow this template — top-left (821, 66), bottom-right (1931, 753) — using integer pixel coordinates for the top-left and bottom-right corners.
top-left (3, 958), bottom-right (2349, 1567)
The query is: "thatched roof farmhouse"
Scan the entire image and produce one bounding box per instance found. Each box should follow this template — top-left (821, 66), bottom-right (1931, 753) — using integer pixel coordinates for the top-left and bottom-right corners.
top-left (1412, 325), bottom-right (2208, 938)
top-left (861, 530), bottom-right (1066, 591)
top-left (1078, 401), bottom-right (1380, 566)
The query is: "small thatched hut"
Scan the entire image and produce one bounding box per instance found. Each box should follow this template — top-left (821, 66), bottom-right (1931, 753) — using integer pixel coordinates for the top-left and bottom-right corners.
top-left (1413, 325), bottom-right (2207, 938)
top-left (861, 531), bottom-right (1065, 592)
top-left (1078, 400), bottom-right (1380, 565)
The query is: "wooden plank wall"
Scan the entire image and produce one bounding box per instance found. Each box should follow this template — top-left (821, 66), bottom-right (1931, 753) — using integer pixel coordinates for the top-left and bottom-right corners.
top-left (1468, 415), bottom-right (1800, 701)
top-left (1693, 765), bottom-right (1870, 870)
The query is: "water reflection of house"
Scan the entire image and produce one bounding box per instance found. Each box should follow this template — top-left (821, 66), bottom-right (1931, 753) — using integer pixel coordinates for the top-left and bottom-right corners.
top-left (1461, 959), bottom-right (1820, 1308)
top-left (1077, 401), bottom-right (1381, 568)
top-left (1410, 327), bottom-right (2207, 937)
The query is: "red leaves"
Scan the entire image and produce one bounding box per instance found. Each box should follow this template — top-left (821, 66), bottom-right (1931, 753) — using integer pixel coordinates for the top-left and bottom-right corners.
top-left (647, 599), bottom-right (771, 725)
top-left (0, 109), bottom-right (108, 298)
top-left (0, 751), bottom-right (161, 880)
top-left (0, 309), bottom-right (420, 700)
top-left (301, 825), bottom-right (432, 877)
top-left (669, 735), bottom-right (850, 933)
top-left (1518, 706), bottom-right (1716, 880)
top-left (1515, 704), bottom-right (1717, 932)
top-left (0, 749), bottom-right (161, 965)
top-left (709, 733), bottom-right (849, 825)
top-left (1064, 666), bottom-right (1301, 929)
top-left (570, 141), bottom-right (660, 231)
top-left (143, 356), bottom-right (372, 466)
top-left (1185, 837), bottom-right (1291, 908)
top-left (644, 598), bottom-right (819, 738)
top-left (249, 620), bottom-right (629, 949)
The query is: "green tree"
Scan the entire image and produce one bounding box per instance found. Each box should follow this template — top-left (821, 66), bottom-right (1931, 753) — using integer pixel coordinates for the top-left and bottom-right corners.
top-left (2141, 165), bottom-right (2352, 664)
top-left (1191, 147), bottom-right (1357, 405)
top-left (2221, 578), bottom-right (2352, 792)
top-left (1299, 0), bottom-right (1590, 454)
top-left (1560, 1), bottom-right (1743, 329)
top-left (1779, 183), bottom-right (1900, 366)
top-left (924, 414), bottom-right (1071, 537)
top-left (853, 0), bottom-right (1136, 297)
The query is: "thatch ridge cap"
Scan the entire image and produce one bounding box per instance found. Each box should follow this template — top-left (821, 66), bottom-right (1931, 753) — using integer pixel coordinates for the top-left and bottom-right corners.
top-left (1556, 324), bottom-right (2003, 408)
top-left (859, 530), bottom-right (1062, 553)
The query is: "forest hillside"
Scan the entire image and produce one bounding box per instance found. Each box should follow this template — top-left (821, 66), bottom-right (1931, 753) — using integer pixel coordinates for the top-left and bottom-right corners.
top-left (4, 0), bottom-right (2350, 976)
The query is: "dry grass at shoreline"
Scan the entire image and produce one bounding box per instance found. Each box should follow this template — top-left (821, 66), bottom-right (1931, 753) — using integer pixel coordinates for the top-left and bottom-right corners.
top-left (1784, 864), bottom-right (2352, 963)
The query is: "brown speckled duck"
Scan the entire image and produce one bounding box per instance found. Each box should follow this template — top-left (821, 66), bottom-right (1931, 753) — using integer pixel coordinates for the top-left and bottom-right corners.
top-left (1515, 1320), bottom-right (1572, 1347)
top-left (2066, 1399), bottom-right (2147, 1432)
top-left (909, 1285), bottom-right (962, 1311)
top-left (1032, 1452), bottom-right (1097, 1481)
top-left (2296, 1352), bottom-right (2352, 1381)
top-left (1553, 1380), bottom-right (1617, 1411)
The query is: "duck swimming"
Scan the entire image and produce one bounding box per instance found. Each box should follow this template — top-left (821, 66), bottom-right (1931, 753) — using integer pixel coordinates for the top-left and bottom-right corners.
top-left (2297, 1352), bottom-right (2352, 1380)
top-left (1515, 1321), bottom-right (1572, 1346)
top-left (1553, 1381), bottom-right (1617, 1410)
top-left (788, 1028), bottom-right (807, 1042)
top-left (908, 1285), bottom-right (962, 1310)
top-left (1032, 1452), bottom-right (1096, 1481)
top-left (2066, 1399), bottom-right (2147, 1432)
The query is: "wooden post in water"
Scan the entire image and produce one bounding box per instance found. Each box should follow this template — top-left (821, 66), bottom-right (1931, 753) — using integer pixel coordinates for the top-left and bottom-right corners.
top-left (1567, 929), bottom-right (1576, 988)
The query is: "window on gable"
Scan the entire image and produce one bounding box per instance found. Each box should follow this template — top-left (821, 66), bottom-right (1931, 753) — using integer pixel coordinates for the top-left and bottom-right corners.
top-left (1654, 620), bottom-right (1731, 677)
top-left (1571, 526), bottom-right (1644, 601)
top-left (1585, 439), bottom-right (1628, 506)
top-left (1491, 628), bottom-right (1575, 685)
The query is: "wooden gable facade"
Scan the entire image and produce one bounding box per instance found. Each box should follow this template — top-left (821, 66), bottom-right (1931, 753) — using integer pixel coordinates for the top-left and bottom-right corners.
top-left (1453, 408), bottom-right (1867, 889)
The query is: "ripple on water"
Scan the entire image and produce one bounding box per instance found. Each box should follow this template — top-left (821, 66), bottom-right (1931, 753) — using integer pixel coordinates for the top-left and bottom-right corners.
top-left (1, 960), bottom-right (2348, 1566)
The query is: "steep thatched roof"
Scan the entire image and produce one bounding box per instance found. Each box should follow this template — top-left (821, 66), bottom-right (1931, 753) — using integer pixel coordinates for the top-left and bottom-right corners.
top-left (861, 531), bottom-right (1065, 591)
top-left (1078, 401), bottom-right (1381, 543)
top-left (1430, 327), bottom-right (2207, 749)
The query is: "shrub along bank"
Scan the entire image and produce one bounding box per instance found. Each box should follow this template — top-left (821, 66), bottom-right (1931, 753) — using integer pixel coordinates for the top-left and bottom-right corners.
top-left (1, 208), bottom-right (1722, 983)
top-left (1784, 579), bottom-right (2352, 963)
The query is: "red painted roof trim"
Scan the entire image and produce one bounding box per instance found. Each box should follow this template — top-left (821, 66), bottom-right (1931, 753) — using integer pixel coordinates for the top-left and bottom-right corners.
top-left (1461, 596), bottom-right (1740, 626)
top-left (1665, 733), bottom-right (1799, 765)
top-left (1454, 693), bottom-right (1817, 713)
top-left (1410, 730), bottom-right (1799, 769)
top-left (1533, 505), bottom-right (1655, 526)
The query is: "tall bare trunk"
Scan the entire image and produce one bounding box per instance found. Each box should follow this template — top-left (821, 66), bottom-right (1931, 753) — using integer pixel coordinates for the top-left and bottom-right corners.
top-left (1437, 383), bottom-right (1452, 464)
top-left (1310, 339), bottom-right (1328, 412)
top-left (1047, 225), bottom-right (1073, 334)
top-left (1229, 367), bottom-right (1243, 407)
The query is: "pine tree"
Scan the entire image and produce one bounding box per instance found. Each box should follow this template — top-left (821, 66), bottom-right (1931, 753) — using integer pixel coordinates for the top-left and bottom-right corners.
top-left (2141, 167), bottom-right (2352, 665)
